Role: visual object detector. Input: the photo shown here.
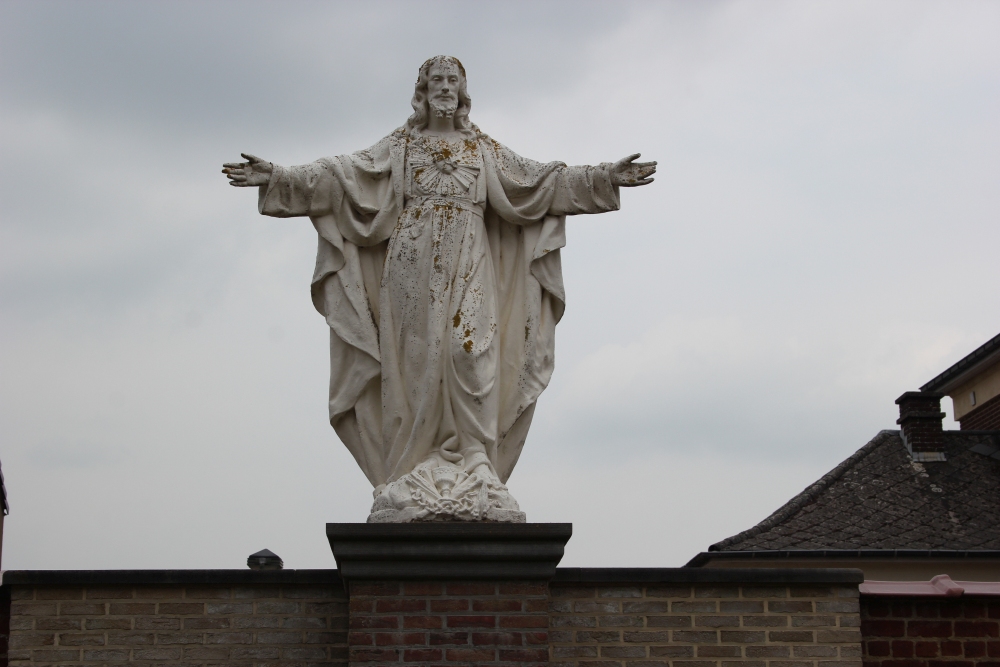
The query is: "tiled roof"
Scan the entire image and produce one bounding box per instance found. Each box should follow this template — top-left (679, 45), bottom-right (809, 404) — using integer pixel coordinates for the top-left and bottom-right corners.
top-left (711, 430), bottom-right (1000, 551)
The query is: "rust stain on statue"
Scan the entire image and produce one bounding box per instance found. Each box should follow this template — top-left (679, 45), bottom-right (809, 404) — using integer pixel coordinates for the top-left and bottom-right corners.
top-left (431, 144), bottom-right (453, 161)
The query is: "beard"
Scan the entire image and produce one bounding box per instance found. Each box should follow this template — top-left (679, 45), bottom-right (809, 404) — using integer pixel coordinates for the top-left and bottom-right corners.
top-left (429, 96), bottom-right (458, 119)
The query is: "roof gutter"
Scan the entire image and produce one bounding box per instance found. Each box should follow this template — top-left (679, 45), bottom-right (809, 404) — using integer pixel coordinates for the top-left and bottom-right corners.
top-left (686, 549), bottom-right (1000, 568)
top-left (921, 333), bottom-right (1000, 394)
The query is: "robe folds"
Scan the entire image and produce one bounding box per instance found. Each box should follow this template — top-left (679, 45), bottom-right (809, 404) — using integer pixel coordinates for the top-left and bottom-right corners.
top-left (258, 126), bottom-right (620, 488)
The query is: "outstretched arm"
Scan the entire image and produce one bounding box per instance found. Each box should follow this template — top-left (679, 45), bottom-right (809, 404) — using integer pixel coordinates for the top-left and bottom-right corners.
top-left (223, 153), bottom-right (331, 219)
top-left (222, 153), bottom-right (273, 187)
top-left (610, 153), bottom-right (656, 187)
top-left (545, 153), bottom-right (656, 216)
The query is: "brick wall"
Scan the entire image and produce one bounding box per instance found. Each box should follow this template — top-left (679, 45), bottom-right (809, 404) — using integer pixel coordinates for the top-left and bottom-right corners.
top-left (348, 580), bottom-right (548, 666)
top-left (6, 581), bottom-right (347, 667)
top-left (0, 586), bottom-right (10, 667)
top-left (2, 569), bottom-right (864, 667)
top-left (549, 582), bottom-right (862, 667)
top-left (960, 393), bottom-right (1000, 431)
top-left (861, 596), bottom-right (1000, 667)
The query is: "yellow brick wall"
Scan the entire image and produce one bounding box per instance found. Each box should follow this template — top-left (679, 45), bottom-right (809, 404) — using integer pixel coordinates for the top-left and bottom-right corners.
top-left (7, 584), bottom-right (347, 667)
top-left (549, 583), bottom-right (862, 667)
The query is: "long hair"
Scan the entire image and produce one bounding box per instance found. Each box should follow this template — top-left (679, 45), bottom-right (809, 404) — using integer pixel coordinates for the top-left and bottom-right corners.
top-left (406, 55), bottom-right (473, 132)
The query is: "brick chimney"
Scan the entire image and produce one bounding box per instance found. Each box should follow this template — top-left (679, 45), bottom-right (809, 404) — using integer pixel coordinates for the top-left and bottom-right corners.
top-left (896, 391), bottom-right (946, 461)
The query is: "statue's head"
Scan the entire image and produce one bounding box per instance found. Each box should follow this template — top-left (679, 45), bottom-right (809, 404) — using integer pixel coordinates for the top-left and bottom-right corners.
top-left (407, 55), bottom-right (472, 132)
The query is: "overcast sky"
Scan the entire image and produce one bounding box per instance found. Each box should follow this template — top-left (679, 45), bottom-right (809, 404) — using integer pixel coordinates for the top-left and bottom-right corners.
top-left (1, 0), bottom-right (998, 571)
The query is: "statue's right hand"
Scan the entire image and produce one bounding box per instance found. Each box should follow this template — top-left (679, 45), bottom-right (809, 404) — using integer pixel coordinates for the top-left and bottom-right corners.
top-left (222, 153), bottom-right (273, 187)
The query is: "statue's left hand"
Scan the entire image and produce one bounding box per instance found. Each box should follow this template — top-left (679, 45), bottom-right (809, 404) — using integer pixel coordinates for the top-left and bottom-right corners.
top-left (610, 153), bottom-right (656, 187)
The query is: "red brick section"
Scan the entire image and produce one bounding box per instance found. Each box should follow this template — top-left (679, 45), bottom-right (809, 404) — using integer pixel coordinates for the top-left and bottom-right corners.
top-left (348, 581), bottom-right (549, 666)
top-left (960, 393), bottom-right (1000, 431)
top-left (861, 596), bottom-right (1000, 667)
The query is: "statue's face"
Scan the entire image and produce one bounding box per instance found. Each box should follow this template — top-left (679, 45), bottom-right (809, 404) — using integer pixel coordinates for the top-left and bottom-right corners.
top-left (426, 61), bottom-right (460, 119)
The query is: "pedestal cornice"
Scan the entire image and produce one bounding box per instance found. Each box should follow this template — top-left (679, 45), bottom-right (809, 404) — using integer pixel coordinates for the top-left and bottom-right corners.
top-left (326, 522), bottom-right (572, 581)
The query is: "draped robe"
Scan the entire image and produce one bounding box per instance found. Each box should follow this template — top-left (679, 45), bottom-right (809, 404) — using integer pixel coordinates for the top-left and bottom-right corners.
top-left (258, 126), bottom-right (619, 489)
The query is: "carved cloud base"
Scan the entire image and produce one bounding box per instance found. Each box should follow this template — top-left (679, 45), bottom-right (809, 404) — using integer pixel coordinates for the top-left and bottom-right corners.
top-left (367, 462), bottom-right (525, 524)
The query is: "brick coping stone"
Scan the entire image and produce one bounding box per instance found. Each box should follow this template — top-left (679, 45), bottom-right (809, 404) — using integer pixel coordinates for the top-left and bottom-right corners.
top-left (1, 568), bottom-right (863, 587)
top-left (0, 570), bottom-right (342, 587)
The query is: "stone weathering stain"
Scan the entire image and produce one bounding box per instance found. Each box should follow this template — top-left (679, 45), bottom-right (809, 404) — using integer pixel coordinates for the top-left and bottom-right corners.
top-left (222, 55), bottom-right (656, 523)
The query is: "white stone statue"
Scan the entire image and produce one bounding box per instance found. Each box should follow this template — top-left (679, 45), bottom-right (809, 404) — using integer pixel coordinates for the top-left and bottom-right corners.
top-left (223, 56), bottom-right (655, 523)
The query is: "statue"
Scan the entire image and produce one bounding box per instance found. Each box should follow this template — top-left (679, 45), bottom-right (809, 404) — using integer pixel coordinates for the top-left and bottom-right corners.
top-left (223, 56), bottom-right (655, 523)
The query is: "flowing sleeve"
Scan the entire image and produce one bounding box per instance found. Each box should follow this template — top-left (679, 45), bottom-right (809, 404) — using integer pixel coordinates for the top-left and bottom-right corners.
top-left (258, 162), bottom-right (339, 218)
top-left (256, 132), bottom-right (401, 247)
top-left (548, 162), bottom-right (620, 216)
top-left (481, 137), bottom-right (620, 224)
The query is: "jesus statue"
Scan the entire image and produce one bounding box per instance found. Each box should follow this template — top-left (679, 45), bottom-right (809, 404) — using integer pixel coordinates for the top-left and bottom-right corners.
top-left (223, 56), bottom-right (655, 522)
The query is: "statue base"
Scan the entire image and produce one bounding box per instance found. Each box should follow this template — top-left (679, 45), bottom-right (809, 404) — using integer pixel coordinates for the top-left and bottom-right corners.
top-left (326, 522), bottom-right (572, 580)
top-left (367, 462), bottom-right (525, 523)
top-left (367, 507), bottom-right (525, 523)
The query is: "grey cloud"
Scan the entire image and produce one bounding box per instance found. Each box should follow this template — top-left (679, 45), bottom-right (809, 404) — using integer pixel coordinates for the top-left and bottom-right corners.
top-left (27, 440), bottom-right (125, 470)
top-left (0, 1), bottom-right (632, 142)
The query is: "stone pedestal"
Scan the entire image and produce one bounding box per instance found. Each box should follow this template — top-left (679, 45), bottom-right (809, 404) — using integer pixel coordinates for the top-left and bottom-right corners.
top-left (327, 523), bottom-right (572, 580)
top-left (327, 523), bottom-right (572, 666)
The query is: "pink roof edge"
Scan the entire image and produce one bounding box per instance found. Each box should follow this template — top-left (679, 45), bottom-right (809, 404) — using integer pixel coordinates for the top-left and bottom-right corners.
top-left (860, 574), bottom-right (1000, 596)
